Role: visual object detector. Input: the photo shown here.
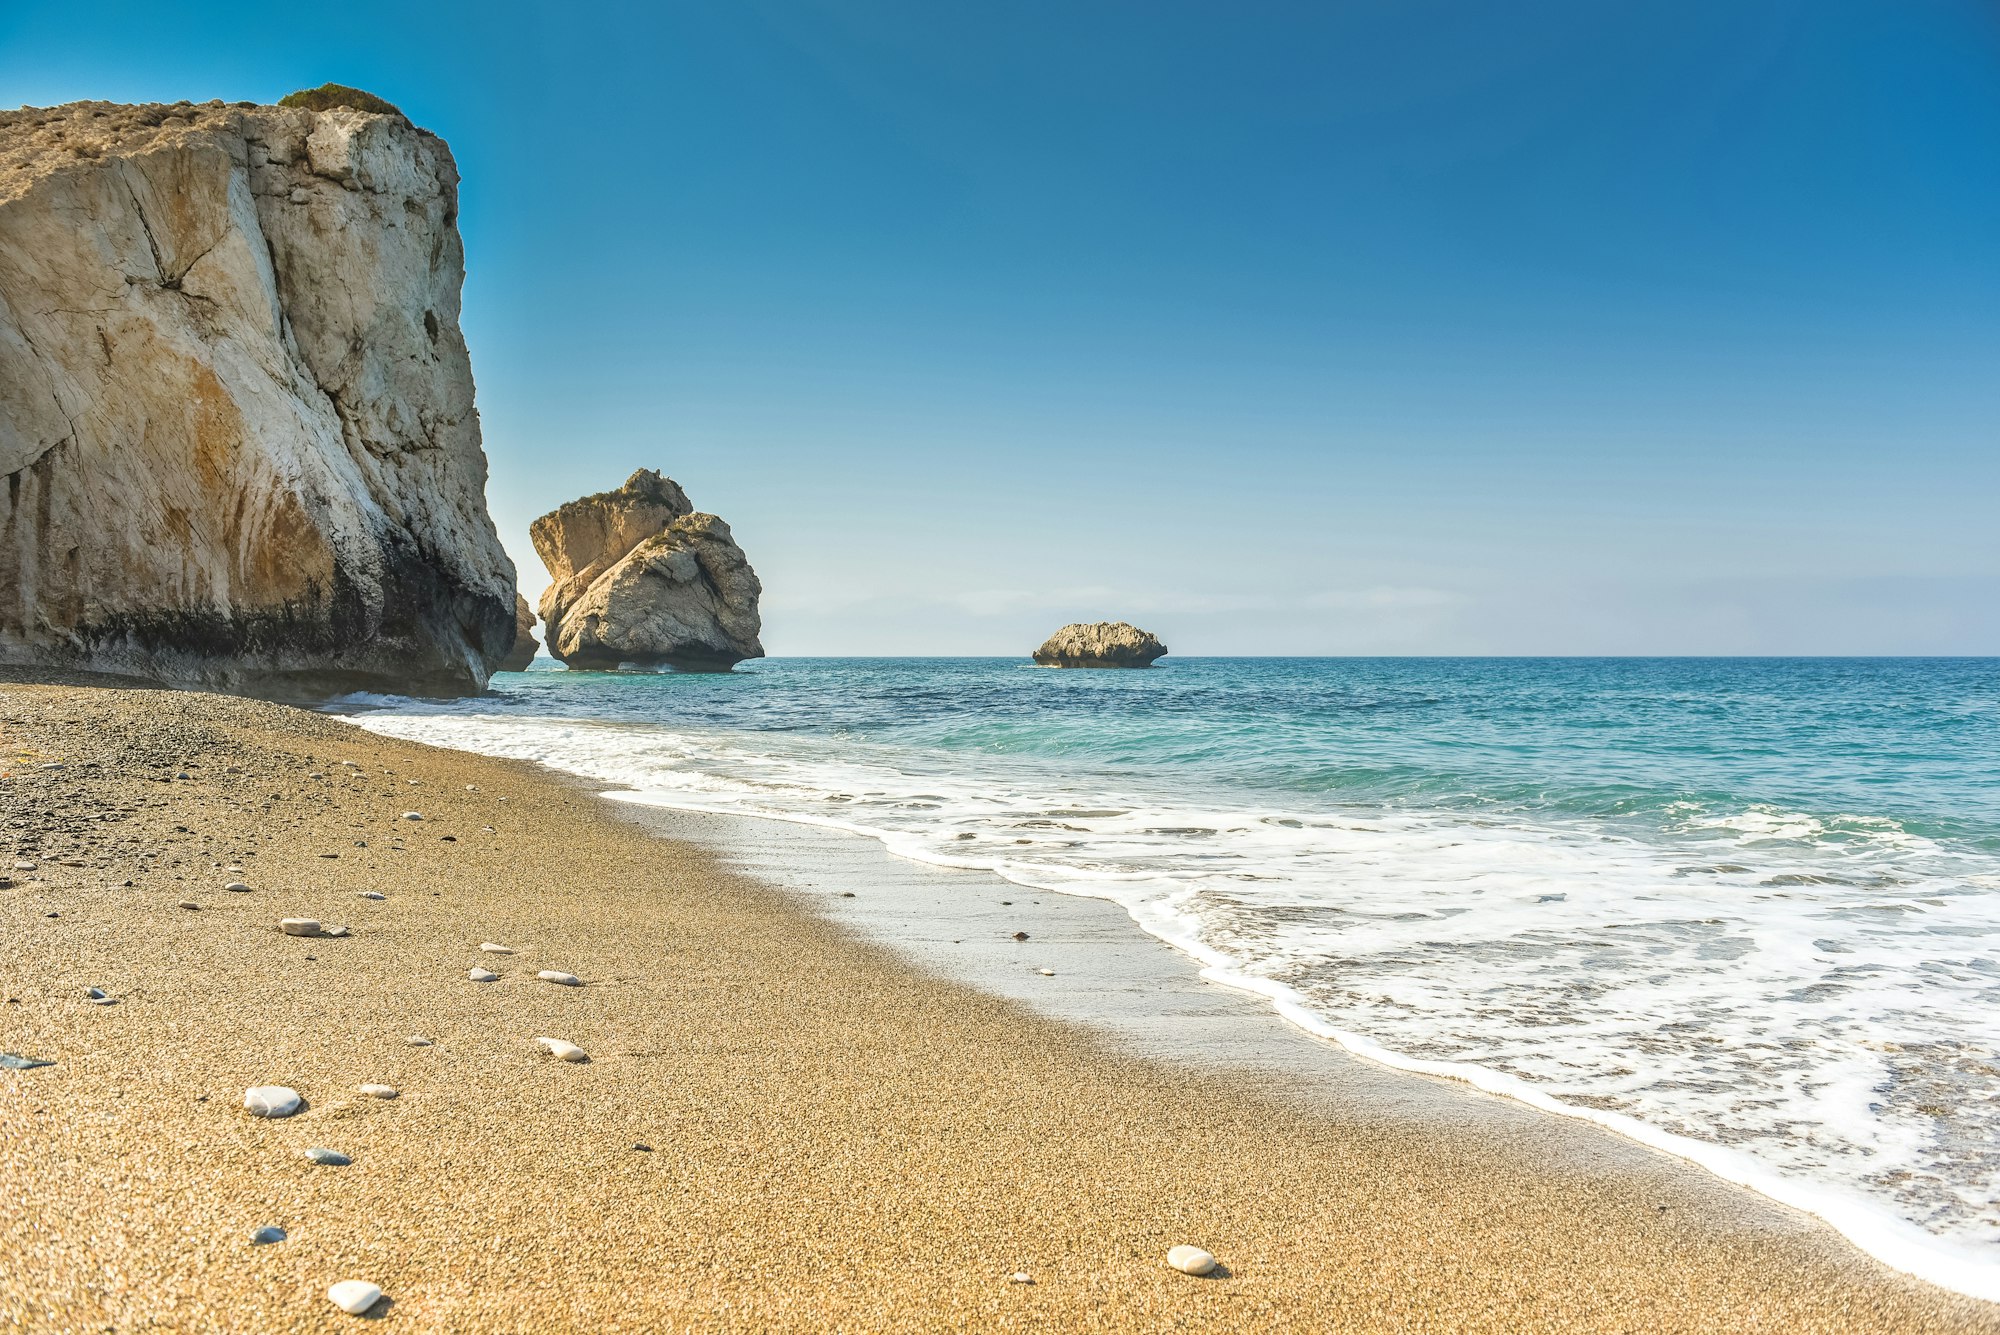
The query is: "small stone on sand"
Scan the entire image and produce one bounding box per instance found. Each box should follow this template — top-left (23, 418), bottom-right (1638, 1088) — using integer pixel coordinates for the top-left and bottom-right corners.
top-left (0, 1053), bottom-right (54, 1070)
top-left (1038, 969), bottom-right (1056, 976)
top-left (1012, 931), bottom-right (1030, 941)
top-left (537, 970), bottom-right (582, 986)
top-left (323, 925), bottom-right (350, 937)
top-left (536, 1037), bottom-right (589, 1062)
top-left (224, 882), bottom-right (252, 893)
top-left (1009, 1272), bottom-right (1034, 1284)
top-left (304, 1146), bottom-right (351, 1166)
top-left (250, 1225), bottom-right (286, 1245)
top-left (359, 891), bottom-right (385, 900)
top-left (14, 861), bottom-right (37, 871)
top-left (357, 1083), bottom-right (398, 1099)
top-left (407, 1036), bottom-right (433, 1046)
top-left (401, 811), bottom-right (424, 821)
top-left (327, 1280), bottom-right (383, 1315)
top-left (243, 1085), bottom-right (302, 1118)
top-left (468, 968), bottom-right (500, 982)
top-left (177, 901), bottom-right (199, 910)
top-left (279, 918), bottom-right (322, 936)
top-left (1166, 1245), bottom-right (1218, 1276)
top-left (479, 942), bottom-right (514, 954)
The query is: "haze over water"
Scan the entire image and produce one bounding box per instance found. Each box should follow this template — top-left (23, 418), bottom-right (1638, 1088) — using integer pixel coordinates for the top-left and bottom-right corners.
top-left (355, 656), bottom-right (2000, 1296)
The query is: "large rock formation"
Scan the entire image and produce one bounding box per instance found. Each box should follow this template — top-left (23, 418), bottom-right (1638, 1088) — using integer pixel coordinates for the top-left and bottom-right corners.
top-left (1032, 621), bottom-right (1168, 668)
top-left (0, 97), bottom-right (516, 696)
top-left (530, 470), bottom-right (762, 672)
top-left (497, 593), bottom-right (538, 672)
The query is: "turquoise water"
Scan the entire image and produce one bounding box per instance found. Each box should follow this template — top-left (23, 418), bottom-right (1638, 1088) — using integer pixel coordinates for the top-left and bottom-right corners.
top-left (354, 657), bottom-right (2000, 1296)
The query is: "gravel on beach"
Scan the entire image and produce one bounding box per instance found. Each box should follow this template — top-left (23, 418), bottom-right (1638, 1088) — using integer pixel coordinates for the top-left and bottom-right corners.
top-left (0, 673), bottom-right (1992, 1333)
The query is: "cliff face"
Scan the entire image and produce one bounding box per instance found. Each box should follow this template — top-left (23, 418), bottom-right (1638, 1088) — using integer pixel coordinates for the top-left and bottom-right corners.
top-left (0, 98), bottom-right (516, 696)
top-left (531, 470), bottom-right (763, 672)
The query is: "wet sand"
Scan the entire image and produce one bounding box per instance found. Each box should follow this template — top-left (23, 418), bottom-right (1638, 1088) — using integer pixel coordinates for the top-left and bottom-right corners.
top-left (2, 677), bottom-right (1994, 1332)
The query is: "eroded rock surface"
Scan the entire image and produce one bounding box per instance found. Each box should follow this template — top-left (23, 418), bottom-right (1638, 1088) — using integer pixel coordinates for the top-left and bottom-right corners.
top-left (1032, 622), bottom-right (1168, 668)
top-left (498, 594), bottom-right (538, 672)
top-left (0, 98), bottom-right (515, 696)
top-left (531, 470), bottom-right (762, 672)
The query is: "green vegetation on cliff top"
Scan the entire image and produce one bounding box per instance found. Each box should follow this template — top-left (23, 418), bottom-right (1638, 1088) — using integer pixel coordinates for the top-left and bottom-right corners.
top-left (277, 84), bottom-right (403, 117)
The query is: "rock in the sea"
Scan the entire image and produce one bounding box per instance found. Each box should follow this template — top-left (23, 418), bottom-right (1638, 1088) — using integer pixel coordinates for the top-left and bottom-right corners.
top-left (530, 470), bottom-right (763, 672)
top-left (498, 593), bottom-right (539, 671)
top-left (536, 1036), bottom-right (589, 1062)
top-left (537, 970), bottom-right (581, 987)
top-left (303, 1146), bottom-right (351, 1166)
top-left (326, 1279), bottom-right (383, 1315)
top-left (0, 98), bottom-right (517, 696)
top-left (467, 967), bottom-right (499, 982)
top-left (1166, 1245), bottom-right (1218, 1276)
top-left (1032, 622), bottom-right (1168, 669)
top-left (243, 1085), bottom-right (302, 1118)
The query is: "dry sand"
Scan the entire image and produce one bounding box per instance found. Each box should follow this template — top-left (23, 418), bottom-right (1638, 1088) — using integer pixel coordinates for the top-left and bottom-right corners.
top-left (1, 676), bottom-right (1995, 1333)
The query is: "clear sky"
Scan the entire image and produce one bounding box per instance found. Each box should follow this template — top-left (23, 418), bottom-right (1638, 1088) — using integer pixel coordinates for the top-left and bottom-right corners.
top-left (6, 1), bottom-right (1998, 654)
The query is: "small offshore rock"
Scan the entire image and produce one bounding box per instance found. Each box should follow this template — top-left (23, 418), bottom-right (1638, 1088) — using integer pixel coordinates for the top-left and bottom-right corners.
top-left (250, 1225), bottom-right (287, 1245)
top-left (279, 918), bottom-right (322, 937)
top-left (536, 1037), bottom-right (589, 1063)
top-left (537, 970), bottom-right (582, 986)
top-left (479, 942), bottom-right (515, 954)
top-left (224, 882), bottom-right (252, 893)
top-left (243, 1085), bottom-right (302, 1118)
top-left (1166, 1245), bottom-right (1219, 1276)
top-left (304, 1146), bottom-right (351, 1166)
top-left (327, 1280), bottom-right (383, 1315)
top-left (357, 1083), bottom-right (399, 1099)
top-left (467, 967), bottom-right (500, 982)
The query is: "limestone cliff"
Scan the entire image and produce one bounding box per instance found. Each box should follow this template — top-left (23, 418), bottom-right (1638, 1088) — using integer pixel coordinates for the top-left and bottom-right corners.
top-left (531, 470), bottom-right (763, 672)
top-left (0, 97), bottom-right (515, 696)
top-left (1032, 622), bottom-right (1168, 668)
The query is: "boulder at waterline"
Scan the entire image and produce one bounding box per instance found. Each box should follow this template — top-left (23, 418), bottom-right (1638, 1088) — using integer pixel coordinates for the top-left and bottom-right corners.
top-left (530, 470), bottom-right (763, 672)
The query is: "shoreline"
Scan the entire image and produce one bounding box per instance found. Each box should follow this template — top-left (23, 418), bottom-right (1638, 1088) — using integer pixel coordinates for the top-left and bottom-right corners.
top-left (587, 795), bottom-right (2000, 1304)
top-left (3, 678), bottom-right (1995, 1331)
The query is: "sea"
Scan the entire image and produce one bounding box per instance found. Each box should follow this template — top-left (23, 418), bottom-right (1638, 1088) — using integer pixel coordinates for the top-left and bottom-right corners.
top-left (347, 656), bottom-right (2000, 1300)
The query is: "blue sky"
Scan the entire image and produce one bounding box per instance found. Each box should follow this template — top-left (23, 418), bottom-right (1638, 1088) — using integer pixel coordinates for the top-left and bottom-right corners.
top-left (6, 1), bottom-right (1998, 654)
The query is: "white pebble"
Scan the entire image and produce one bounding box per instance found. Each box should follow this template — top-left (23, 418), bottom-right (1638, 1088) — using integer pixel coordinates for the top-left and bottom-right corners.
top-left (223, 882), bottom-right (252, 893)
top-left (1038, 969), bottom-right (1056, 976)
top-left (279, 918), bottom-right (321, 936)
top-left (243, 1085), bottom-right (302, 1118)
top-left (479, 942), bottom-right (514, 954)
top-left (400, 811), bottom-right (424, 821)
top-left (407, 1036), bottom-right (433, 1046)
top-left (465, 784), bottom-right (479, 792)
top-left (323, 925), bottom-right (350, 937)
top-left (359, 891), bottom-right (385, 901)
top-left (1009, 1271), bottom-right (1033, 1284)
top-left (1166, 1245), bottom-right (1218, 1276)
top-left (536, 1037), bottom-right (589, 1062)
top-left (357, 1083), bottom-right (399, 1099)
top-left (467, 968), bottom-right (499, 983)
top-left (537, 970), bottom-right (581, 987)
top-left (12, 861), bottom-right (35, 871)
top-left (326, 1279), bottom-right (383, 1315)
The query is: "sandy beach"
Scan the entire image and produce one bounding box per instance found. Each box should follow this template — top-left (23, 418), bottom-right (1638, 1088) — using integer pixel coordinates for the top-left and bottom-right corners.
top-left (2, 675), bottom-right (1994, 1333)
